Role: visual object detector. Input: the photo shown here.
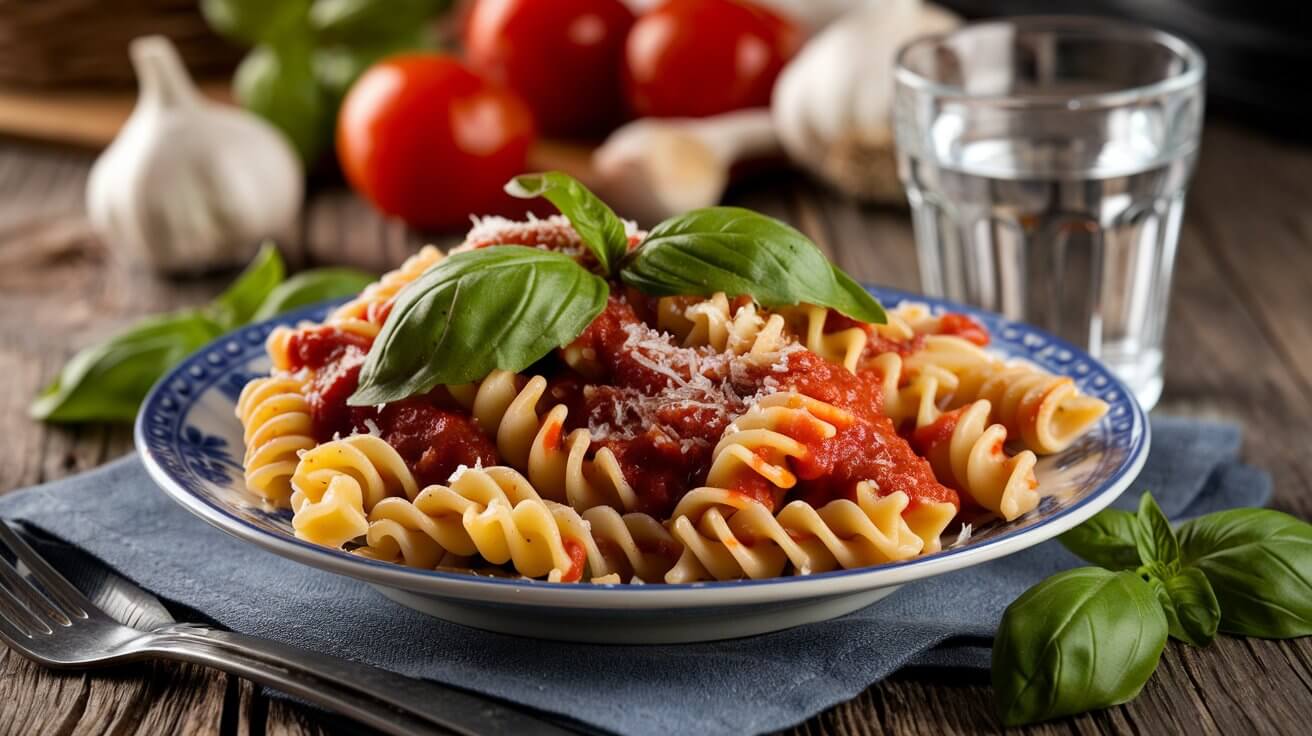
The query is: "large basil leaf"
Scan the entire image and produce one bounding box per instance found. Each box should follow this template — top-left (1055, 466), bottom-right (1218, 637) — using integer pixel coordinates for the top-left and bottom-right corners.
top-left (209, 243), bottom-right (285, 330)
top-left (1134, 493), bottom-right (1180, 567)
top-left (1150, 567), bottom-right (1220, 647)
top-left (1178, 509), bottom-right (1312, 639)
top-left (621, 207), bottom-right (886, 324)
top-left (251, 267), bottom-right (376, 321)
top-left (30, 311), bottom-right (224, 423)
top-left (350, 246), bottom-right (608, 405)
top-left (1060, 508), bottom-right (1142, 570)
top-left (506, 172), bottom-right (630, 276)
top-left (992, 567), bottom-right (1167, 726)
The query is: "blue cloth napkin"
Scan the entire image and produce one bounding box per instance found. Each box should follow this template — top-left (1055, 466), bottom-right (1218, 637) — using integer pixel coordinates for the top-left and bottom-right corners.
top-left (0, 416), bottom-right (1270, 736)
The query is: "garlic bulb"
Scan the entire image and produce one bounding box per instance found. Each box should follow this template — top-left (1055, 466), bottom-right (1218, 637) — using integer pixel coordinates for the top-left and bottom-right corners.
top-left (771, 0), bottom-right (960, 203)
top-left (87, 36), bottom-right (303, 274)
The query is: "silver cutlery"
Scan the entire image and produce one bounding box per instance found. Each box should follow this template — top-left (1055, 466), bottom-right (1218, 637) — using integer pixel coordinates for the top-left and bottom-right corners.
top-left (0, 521), bottom-right (574, 736)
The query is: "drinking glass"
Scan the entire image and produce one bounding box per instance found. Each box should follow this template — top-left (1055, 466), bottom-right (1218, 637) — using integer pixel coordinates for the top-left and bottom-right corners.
top-left (893, 16), bottom-right (1205, 409)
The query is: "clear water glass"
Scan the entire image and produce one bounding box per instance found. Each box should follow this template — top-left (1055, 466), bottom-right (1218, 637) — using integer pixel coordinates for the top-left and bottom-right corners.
top-left (894, 16), bottom-right (1205, 409)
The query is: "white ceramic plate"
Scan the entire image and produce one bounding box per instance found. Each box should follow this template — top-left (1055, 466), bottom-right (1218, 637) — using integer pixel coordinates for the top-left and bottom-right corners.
top-left (136, 287), bottom-right (1149, 643)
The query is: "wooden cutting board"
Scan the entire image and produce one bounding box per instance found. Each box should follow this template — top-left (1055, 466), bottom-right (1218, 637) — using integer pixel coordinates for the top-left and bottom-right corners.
top-left (0, 83), bottom-right (599, 184)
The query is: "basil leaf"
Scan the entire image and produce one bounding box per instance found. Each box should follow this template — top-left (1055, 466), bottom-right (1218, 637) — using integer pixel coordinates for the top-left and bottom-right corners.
top-left (1060, 508), bottom-right (1142, 571)
top-left (201, 0), bottom-right (310, 45)
top-left (506, 172), bottom-right (630, 276)
top-left (1178, 509), bottom-right (1312, 639)
top-left (30, 311), bottom-right (224, 423)
top-left (350, 246), bottom-right (608, 405)
top-left (829, 266), bottom-right (888, 325)
top-left (1149, 567), bottom-right (1220, 647)
top-left (251, 267), bottom-right (376, 321)
top-left (209, 243), bottom-right (285, 330)
top-left (235, 39), bottom-right (330, 163)
top-left (1134, 493), bottom-right (1180, 567)
top-left (621, 206), bottom-right (885, 324)
top-left (993, 567), bottom-right (1167, 726)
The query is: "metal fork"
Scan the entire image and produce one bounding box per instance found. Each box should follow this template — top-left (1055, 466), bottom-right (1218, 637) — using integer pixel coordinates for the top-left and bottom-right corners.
top-left (0, 521), bottom-right (573, 736)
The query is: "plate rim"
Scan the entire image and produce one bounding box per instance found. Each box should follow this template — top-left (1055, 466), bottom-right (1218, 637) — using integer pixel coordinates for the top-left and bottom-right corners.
top-left (135, 285), bottom-right (1150, 609)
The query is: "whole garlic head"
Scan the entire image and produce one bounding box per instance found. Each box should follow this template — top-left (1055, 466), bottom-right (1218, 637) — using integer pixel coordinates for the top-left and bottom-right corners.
top-left (87, 36), bottom-right (303, 274)
top-left (772, 0), bottom-right (960, 203)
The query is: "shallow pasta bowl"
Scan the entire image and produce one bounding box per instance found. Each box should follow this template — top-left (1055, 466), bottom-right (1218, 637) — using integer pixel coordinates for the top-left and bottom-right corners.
top-left (136, 286), bottom-right (1148, 644)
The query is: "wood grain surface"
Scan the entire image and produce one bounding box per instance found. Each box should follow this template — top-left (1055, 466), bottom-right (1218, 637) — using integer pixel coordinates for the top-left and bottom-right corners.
top-left (1, 122), bottom-right (1310, 735)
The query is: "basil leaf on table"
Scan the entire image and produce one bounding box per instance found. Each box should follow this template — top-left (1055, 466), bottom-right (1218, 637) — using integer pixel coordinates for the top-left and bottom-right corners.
top-left (208, 243), bottom-right (285, 330)
top-left (1134, 493), bottom-right (1181, 567)
top-left (251, 267), bottom-right (376, 321)
top-left (506, 172), bottom-right (630, 276)
top-left (349, 246), bottom-right (608, 405)
top-left (1060, 507), bottom-right (1142, 570)
top-left (235, 37), bottom-right (330, 163)
top-left (1150, 567), bottom-right (1221, 647)
top-left (1178, 509), bottom-right (1312, 639)
top-left (992, 567), bottom-right (1168, 726)
top-left (30, 311), bottom-right (224, 423)
top-left (621, 206), bottom-right (886, 324)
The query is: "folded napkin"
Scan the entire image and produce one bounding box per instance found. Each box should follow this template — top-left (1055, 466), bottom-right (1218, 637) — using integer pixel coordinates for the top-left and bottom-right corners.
top-left (0, 417), bottom-right (1270, 736)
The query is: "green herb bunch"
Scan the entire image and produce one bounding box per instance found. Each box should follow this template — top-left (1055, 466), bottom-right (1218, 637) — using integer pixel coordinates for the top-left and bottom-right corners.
top-left (201, 0), bottom-right (452, 163)
top-left (994, 493), bottom-right (1312, 725)
top-left (31, 245), bottom-right (373, 423)
top-left (347, 172), bottom-right (885, 405)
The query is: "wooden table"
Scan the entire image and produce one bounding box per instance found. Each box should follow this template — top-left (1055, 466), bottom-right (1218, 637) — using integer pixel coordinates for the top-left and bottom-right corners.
top-left (1, 121), bottom-right (1309, 735)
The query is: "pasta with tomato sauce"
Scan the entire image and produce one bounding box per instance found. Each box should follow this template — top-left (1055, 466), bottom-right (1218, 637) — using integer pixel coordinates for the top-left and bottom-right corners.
top-left (236, 210), bottom-right (1107, 584)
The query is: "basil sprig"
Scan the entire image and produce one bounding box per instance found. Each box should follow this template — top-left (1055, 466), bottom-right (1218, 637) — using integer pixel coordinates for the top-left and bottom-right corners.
top-left (996, 492), bottom-right (1312, 725)
top-left (506, 172), bottom-right (630, 275)
top-left (32, 244), bottom-right (373, 423)
top-left (349, 246), bottom-right (607, 405)
top-left (622, 206), bottom-right (886, 324)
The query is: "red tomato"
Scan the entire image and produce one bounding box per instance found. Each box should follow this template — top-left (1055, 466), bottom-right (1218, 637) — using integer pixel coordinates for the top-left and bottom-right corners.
top-left (623, 0), bottom-right (801, 118)
top-left (464, 0), bottom-right (635, 138)
top-left (337, 54), bottom-right (535, 230)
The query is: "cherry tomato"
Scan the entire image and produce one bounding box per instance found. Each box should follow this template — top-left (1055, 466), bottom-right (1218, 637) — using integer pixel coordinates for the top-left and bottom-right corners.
top-left (623, 0), bottom-right (801, 119)
top-left (337, 54), bottom-right (535, 230)
top-left (464, 0), bottom-right (635, 138)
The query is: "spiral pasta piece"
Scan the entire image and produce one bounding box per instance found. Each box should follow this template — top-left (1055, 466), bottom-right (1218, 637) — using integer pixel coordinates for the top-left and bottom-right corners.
top-left (775, 303), bottom-right (868, 372)
top-left (916, 401), bottom-right (1039, 521)
top-left (351, 461), bottom-right (678, 583)
top-left (287, 434), bottom-right (419, 547)
top-left (446, 370), bottom-right (638, 512)
top-left (951, 362), bottom-right (1108, 455)
top-left (235, 375), bottom-right (317, 506)
top-left (664, 484), bottom-right (930, 582)
top-left (656, 293), bottom-right (791, 357)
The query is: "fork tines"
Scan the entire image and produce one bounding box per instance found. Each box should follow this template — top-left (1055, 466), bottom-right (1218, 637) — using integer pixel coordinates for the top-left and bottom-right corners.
top-left (0, 522), bottom-right (90, 640)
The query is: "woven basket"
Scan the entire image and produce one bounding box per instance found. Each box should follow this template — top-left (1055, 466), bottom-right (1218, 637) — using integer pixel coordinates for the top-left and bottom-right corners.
top-left (0, 0), bottom-right (240, 87)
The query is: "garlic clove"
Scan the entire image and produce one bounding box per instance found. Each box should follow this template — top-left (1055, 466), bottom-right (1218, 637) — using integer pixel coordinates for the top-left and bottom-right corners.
top-left (87, 36), bottom-right (303, 275)
top-left (591, 109), bottom-right (779, 225)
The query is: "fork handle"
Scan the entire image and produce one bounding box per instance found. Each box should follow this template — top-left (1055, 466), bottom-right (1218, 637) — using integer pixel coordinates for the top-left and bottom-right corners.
top-left (145, 624), bottom-right (573, 736)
